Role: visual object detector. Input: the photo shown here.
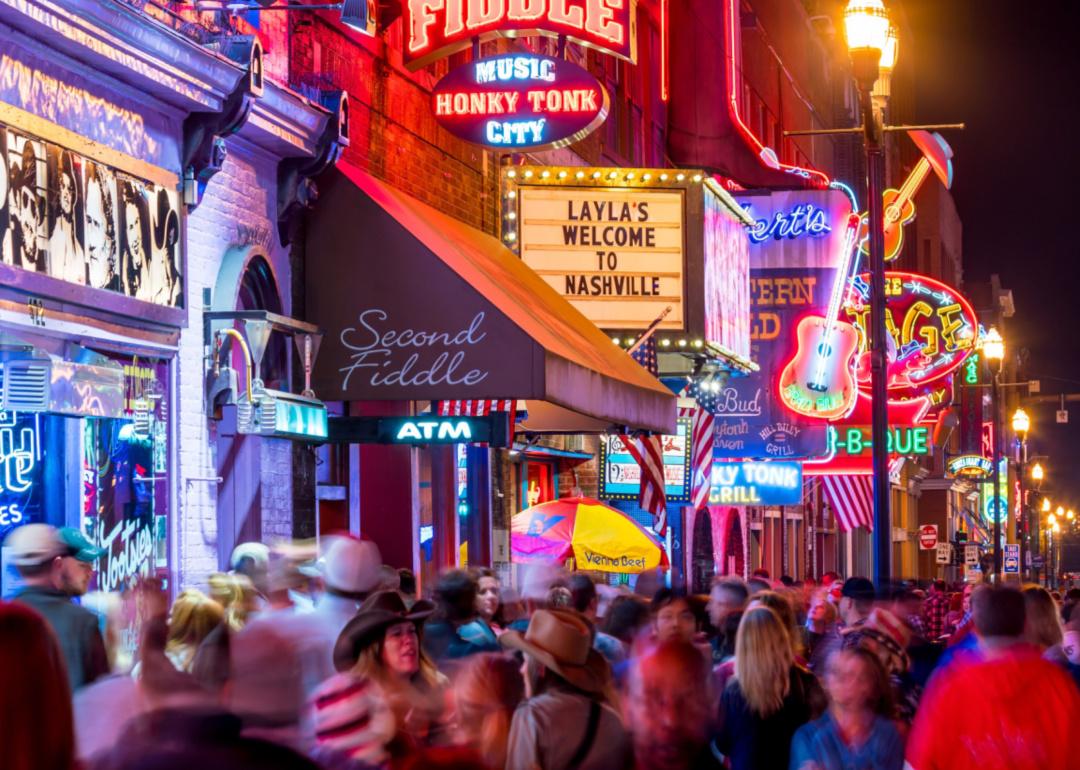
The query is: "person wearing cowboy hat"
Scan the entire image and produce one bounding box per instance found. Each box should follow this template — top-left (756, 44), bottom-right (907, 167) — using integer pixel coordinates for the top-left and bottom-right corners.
top-left (502, 608), bottom-right (631, 770)
top-left (331, 590), bottom-right (447, 755)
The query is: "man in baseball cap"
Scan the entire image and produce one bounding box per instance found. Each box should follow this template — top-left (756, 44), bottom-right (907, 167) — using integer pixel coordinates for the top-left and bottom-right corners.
top-left (4, 523), bottom-right (109, 690)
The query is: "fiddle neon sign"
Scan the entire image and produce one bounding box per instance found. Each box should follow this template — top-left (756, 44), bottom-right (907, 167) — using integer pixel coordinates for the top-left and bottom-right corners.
top-left (404, 0), bottom-right (637, 70)
top-left (432, 54), bottom-right (608, 149)
top-left (746, 204), bottom-right (832, 244)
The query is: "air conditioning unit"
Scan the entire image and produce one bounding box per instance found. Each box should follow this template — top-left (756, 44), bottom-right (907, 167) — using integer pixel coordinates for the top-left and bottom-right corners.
top-left (0, 345), bottom-right (125, 418)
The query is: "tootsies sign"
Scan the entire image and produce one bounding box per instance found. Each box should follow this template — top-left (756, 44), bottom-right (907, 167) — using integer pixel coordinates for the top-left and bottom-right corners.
top-left (404, 0), bottom-right (637, 70)
top-left (432, 53), bottom-right (608, 150)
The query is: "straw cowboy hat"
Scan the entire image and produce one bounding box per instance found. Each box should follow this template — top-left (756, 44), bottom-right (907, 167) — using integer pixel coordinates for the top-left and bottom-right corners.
top-left (500, 608), bottom-right (610, 694)
top-left (334, 590), bottom-right (434, 672)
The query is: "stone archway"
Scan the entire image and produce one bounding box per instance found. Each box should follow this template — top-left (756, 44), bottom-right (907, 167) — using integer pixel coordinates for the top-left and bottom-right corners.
top-left (691, 508), bottom-right (715, 593)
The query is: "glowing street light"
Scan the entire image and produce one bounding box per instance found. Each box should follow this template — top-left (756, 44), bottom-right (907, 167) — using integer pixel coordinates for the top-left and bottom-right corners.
top-left (1042, 497), bottom-right (1051, 512)
top-left (1052, 521), bottom-right (1061, 534)
top-left (1057, 505), bottom-right (1065, 517)
top-left (1012, 408), bottom-right (1030, 436)
top-left (1032, 462), bottom-right (1045, 482)
top-left (1048, 513), bottom-right (1057, 527)
top-left (1069, 510), bottom-right (1076, 521)
top-left (982, 327), bottom-right (1005, 364)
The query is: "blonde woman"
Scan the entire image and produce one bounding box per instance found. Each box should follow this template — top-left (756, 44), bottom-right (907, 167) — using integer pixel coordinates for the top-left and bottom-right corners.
top-left (450, 652), bottom-right (524, 768)
top-left (332, 590), bottom-right (448, 755)
top-left (1023, 586), bottom-right (1066, 661)
top-left (164, 589), bottom-right (224, 673)
top-left (207, 572), bottom-right (257, 631)
top-left (713, 605), bottom-right (825, 770)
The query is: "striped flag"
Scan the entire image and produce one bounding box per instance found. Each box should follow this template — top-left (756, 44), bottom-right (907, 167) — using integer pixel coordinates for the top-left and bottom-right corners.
top-left (680, 404), bottom-right (714, 511)
top-left (629, 336), bottom-right (659, 376)
top-left (619, 434), bottom-right (668, 536)
top-left (821, 474), bottom-right (874, 532)
top-left (437, 400), bottom-right (516, 417)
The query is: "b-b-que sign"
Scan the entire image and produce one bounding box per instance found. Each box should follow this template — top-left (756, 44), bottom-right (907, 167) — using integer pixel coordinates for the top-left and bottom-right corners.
top-left (432, 54), bottom-right (608, 151)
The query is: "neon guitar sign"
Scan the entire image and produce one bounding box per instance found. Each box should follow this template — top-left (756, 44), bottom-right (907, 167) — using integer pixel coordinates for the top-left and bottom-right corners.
top-left (857, 130), bottom-right (953, 261)
top-left (778, 213), bottom-right (861, 420)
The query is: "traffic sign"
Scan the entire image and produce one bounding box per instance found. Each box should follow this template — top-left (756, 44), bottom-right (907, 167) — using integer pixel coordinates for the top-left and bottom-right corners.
top-left (964, 545), bottom-right (980, 566)
top-left (1057, 409), bottom-right (1069, 424)
top-left (918, 524), bottom-right (939, 550)
top-left (935, 543), bottom-right (952, 564)
top-left (1004, 544), bottom-right (1020, 574)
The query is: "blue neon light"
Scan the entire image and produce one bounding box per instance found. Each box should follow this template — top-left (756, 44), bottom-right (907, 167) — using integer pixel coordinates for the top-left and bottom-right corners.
top-left (746, 203), bottom-right (832, 244)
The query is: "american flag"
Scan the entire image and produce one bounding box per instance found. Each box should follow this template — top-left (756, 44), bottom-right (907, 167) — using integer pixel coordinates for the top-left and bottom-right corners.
top-left (629, 336), bottom-right (659, 376)
top-left (821, 474), bottom-right (874, 532)
top-left (679, 404), bottom-right (715, 511)
top-left (619, 433), bottom-right (668, 536)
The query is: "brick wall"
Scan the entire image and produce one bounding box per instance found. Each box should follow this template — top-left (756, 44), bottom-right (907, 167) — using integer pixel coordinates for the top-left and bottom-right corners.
top-left (177, 138), bottom-right (294, 590)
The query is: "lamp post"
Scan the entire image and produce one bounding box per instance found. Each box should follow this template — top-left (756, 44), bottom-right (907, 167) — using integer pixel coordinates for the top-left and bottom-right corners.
top-left (845, 0), bottom-right (896, 588)
top-left (982, 327), bottom-right (1005, 578)
top-left (1012, 407), bottom-right (1030, 579)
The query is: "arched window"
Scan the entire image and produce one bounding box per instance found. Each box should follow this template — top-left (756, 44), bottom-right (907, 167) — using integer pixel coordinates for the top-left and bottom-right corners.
top-left (235, 255), bottom-right (287, 391)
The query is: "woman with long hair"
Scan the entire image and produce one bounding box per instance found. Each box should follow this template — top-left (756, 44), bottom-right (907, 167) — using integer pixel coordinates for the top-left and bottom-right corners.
top-left (0, 601), bottom-right (76, 770)
top-left (713, 605), bottom-right (825, 770)
top-left (164, 589), bottom-right (224, 672)
top-left (472, 568), bottom-right (504, 631)
top-left (450, 652), bottom-right (524, 768)
top-left (790, 647), bottom-right (904, 770)
top-left (332, 590), bottom-right (448, 754)
top-left (1023, 585), bottom-right (1067, 662)
top-left (751, 590), bottom-right (805, 660)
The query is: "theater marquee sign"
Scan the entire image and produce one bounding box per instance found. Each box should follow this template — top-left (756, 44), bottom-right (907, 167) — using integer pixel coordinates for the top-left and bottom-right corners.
top-left (518, 183), bottom-right (685, 329)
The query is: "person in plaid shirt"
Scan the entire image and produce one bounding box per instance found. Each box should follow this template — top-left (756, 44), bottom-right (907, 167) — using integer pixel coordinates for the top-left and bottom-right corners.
top-left (922, 580), bottom-right (950, 641)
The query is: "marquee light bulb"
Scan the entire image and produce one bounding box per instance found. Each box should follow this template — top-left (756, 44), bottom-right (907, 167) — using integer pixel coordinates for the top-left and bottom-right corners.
top-left (507, 190), bottom-right (516, 199)
top-left (523, 170), bottom-right (534, 179)
top-left (540, 170), bottom-right (550, 178)
top-left (660, 173), bottom-right (669, 181)
top-left (506, 169), bottom-right (517, 178)
top-left (557, 170), bottom-right (567, 179)
top-left (676, 173), bottom-right (686, 182)
top-left (576, 171), bottom-right (586, 179)
top-left (592, 171), bottom-right (601, 179)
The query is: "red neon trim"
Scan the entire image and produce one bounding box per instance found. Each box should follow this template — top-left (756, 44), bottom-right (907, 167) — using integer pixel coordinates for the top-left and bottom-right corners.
top-left (660, 0), bottom-right (669, 102)
top-left (724, 0), bottom-right (831, 188)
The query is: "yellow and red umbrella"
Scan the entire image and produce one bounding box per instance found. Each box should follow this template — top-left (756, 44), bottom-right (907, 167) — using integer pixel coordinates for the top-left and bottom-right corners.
top-left (511, 496), bottom-right (668, 574)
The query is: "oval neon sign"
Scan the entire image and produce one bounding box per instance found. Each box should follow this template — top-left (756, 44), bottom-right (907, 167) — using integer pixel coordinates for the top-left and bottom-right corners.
top-left (844, 271), bottom-right (978, 392)
top-left (431, 53), bottom-right (609, 151)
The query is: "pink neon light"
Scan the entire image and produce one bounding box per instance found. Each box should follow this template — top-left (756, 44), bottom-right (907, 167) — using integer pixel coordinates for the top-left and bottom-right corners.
top-left (660, 0), bottom-right (669, 101)
top-left (724, 0), bottom-right (831, 188)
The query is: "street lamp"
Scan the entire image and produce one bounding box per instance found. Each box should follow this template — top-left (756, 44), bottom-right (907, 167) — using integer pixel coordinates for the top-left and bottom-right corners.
top-left (845, 0), bottom-right (896, 588)
top-left (982, 327), bottom-right (1006, 578)
top-left (1012, 407), bottom-right (1031, 578)
top-left (1043, 497), bottom-right (1051, 512)
top-left (1032, 462), bottom-right (1045, 482)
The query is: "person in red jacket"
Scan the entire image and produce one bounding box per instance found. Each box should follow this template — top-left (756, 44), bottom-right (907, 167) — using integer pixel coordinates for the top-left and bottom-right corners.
top-left (905, 584), bottom-right (1080, 770)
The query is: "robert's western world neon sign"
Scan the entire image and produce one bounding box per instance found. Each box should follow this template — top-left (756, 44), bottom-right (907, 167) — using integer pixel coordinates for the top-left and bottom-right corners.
top-left (432, 53), bottom-right (608, 150)
top-left (405, 0), bottom-right (636, 70)
top-left (746, 203), bottom-right (833, 244)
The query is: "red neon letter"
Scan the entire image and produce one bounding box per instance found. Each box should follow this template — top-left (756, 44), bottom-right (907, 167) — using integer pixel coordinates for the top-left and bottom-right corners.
top-left (508, 0), bottom-right (544, 20)
top-left (444, 0), bottom-right (465, 37)
top-left (409, 0), bottom-right (446, 53)
top-left (549, 0), bottom-right (585, 31)
top-left (585, 0), bottom-right (624, 45)
top-left (467, 0), bottom-right (505, 28)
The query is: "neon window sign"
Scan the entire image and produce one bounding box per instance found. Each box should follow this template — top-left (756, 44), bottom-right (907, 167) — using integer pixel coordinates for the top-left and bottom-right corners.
top-left (403, 0), bottom-right (638, 71)
top-left (745, 203), bottom-right (833, 244)
top-left (0, 412), bottom-right (43, 533)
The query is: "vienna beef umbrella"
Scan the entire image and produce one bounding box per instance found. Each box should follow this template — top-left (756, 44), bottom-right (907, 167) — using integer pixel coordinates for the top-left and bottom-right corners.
top-left (511, 497), bottom-right (669, 574)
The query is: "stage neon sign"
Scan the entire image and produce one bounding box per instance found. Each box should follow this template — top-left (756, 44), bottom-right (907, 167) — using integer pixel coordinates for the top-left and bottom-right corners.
top-left (404, 0), bottom-right (637, 70)
top-left (746, 203), bottom-right (832, 244)
top-left (845, 271), bottom-right (978, 392)
top-left (946, 454), bottom-right (993, 479)
top-left (432, 53), bottom-right (608, 150)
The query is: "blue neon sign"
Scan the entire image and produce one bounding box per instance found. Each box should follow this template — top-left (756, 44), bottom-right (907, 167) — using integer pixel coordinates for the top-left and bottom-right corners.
top-left (710, 461), bottom-right (803, 505)
top-left (746, 203), bottom-right (832, 244)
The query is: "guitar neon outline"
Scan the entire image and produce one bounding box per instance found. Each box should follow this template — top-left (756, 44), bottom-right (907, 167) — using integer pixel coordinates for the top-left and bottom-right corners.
top-left (778, 213), bottom-right (862, 420)
top-left (857, 130), bottom-right (954, 261)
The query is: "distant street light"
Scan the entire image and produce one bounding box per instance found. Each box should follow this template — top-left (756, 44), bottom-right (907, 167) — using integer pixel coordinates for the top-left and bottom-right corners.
top-left (1042, 497), bottom-right (1051, 512)
top-left (982, 326), bottom-right (1006, 578)
top-left (1032, 462), bottom-right (1045, 482)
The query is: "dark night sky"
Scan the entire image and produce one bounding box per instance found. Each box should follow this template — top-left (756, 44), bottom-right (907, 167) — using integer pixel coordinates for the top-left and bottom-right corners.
top-left (903, 0), bottom-right (1080, 506)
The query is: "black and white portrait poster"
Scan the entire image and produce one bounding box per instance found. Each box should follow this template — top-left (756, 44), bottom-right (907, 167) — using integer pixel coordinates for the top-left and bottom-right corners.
top-left (149, 186), bottom-right (182, 307)
top-left (47, 145), bottom-right (86, 284)
top-left (2, 130), bottom-right (48, 273)
top-left (83, 159), bottom-right (121, 293)
top-left (117, 176), bottom-right (153, 303)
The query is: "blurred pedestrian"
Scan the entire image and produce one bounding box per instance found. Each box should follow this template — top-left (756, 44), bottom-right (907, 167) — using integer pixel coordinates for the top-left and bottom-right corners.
top-left (424, 570), bottom-right (500, 664)
top-left (713, 606), bottom-right (825, 770)
top-left (625, 639), bottom-right (721, 770)
top-left (208, 571), bottom-right (258, 631)
top-left (922, 580), bottom-right (950, 641)
top-left (790, 648), bottom-right (903, 770)
top-left (943, 591), bottom-right (964, 636)
top-left (837, 577), bottom-right (875, 634)
top-left (751, 590), bottom-right (805, 660)
top-left (906, 584), bottom-right (1080, 770)
top-left (804, 589), bottom-right (840, 674)
top-left (450, 652), bottom-right (524, 768)
top-left (707, 577), bottom-right (748, 662)
top-left (164, 588), bottom-right (224, 673)
top-left (230, 542), bottom-right (271, 605)
top-left (398, 568), bottom-right (418, 608)
top-left (5, 523), bottom-right (109, 690)
top-left (502, 608), bottom-right (631, 769)
top-left (842, 606), bottom-right (919, 722)
top-left (473, 568), bottom-right (503, 630)
top-left (651, 587), bottom-right (698, 643)
top-left (1023, 585), bottom-right (1065, 657)
top-left (335, 590), bottom-right (447, 751)
top-left (308, 672), bottom-right (395, 769)
top-left (568, 573), bottom-right (625, 664)
top-left (602, 595), bottom-right (651, 660)
top-left (0, 600), bottom-right (77, 770)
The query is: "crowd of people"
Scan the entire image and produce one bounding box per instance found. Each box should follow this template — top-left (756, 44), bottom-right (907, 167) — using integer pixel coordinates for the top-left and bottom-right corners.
top-left (3, 521), bottom-right (1080, 770)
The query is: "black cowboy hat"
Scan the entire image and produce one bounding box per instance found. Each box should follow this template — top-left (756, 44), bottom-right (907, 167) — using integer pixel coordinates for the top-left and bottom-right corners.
top-left (333, 590), bottom-right (434, 672)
